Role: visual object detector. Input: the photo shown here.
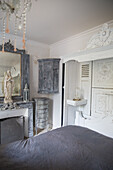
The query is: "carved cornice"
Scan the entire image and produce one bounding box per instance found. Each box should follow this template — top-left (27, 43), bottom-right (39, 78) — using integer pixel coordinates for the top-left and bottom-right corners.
top-left (87, 23), bottom-right (113, 49)
top-left (3, 40), bottom-right (14, 51)
top-left (0, 40), bottom-right (26, 54)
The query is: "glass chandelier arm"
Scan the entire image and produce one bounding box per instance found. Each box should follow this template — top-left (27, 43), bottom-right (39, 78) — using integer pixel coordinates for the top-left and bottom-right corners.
top-left (0, 1), bottom-right (7, 11)
top-left (0, 1), bottom-right (14, 13)
top-left (13, 0), bottom-right (32, 20)
top-left (3, 2), bottom-right (15, 13)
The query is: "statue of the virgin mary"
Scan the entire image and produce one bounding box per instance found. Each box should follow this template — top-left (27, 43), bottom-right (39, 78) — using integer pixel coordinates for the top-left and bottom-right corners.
top-left (4, 70), bottom-right (14, 104)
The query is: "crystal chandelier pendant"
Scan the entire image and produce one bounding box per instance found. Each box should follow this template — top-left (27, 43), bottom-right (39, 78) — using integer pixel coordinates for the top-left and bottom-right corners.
top-left (2, 19), bottom-right (5, 52)
top-left (5, 14), bottom-right (9, 33)
top-left (0, 0), bottom-right (32, 51)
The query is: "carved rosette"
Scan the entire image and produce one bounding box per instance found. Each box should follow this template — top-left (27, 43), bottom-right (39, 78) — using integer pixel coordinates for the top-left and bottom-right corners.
top-left (87, 23), bottom-right (113, 49)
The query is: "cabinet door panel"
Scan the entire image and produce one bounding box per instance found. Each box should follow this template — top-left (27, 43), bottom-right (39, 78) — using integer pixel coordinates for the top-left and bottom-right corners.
top-left (53, 61), bottom-right (59, 92)
top-left (38, 59), bottom-right (60, 93)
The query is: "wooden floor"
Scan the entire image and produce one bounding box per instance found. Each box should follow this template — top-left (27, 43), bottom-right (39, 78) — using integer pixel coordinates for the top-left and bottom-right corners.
top-left (33, 127), bottom-right (45, 136)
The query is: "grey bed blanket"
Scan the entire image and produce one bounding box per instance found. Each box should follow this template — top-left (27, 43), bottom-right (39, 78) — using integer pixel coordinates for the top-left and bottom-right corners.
top-left (0, 125), bottom-right (113, 170)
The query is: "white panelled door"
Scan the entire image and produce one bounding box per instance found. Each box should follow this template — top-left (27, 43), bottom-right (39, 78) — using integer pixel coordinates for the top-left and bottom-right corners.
top-left (80, 62), bottom-right (92, 116)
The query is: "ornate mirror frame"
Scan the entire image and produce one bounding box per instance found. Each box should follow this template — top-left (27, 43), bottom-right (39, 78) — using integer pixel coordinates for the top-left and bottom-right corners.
top-left (0, 41), bottom-right (30, 102)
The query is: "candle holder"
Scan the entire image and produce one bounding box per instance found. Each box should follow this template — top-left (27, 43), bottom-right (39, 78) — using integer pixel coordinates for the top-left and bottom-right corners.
top-left (23, 83), bottom-right (29, 102)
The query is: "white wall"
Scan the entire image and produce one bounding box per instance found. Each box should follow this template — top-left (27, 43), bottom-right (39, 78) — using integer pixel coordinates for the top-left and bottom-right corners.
top-left (26, 40), bottom-right (50, 99)
top-left (50, 20), bottom-right (113, 129)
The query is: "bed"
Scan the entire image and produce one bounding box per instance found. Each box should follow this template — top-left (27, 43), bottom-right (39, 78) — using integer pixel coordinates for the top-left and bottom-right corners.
top-left (0, 125), bottom-right (113, 170)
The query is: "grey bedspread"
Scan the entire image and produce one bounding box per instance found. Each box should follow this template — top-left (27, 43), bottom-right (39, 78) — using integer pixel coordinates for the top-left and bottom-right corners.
top-left (0, 125), bottom-right (113, 170)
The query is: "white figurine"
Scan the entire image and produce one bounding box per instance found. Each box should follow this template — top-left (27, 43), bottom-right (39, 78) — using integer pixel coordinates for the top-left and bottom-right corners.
top-left (4, 70), bottom-right (14, 104)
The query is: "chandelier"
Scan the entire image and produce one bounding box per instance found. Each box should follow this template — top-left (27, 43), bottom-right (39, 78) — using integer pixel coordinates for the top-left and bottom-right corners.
top-left (0, 0), bottom-right (32, 52)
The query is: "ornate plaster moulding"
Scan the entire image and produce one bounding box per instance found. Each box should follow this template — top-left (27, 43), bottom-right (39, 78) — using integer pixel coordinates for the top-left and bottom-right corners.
top-left (62, 23), bottom-right (113, 63)
top-left (86, 23), bottom-right (113, 49)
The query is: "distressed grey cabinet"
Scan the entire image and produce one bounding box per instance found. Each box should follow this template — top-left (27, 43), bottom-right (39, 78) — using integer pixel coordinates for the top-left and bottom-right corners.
top-left (34, 98), bottom-right (49, 134)
top-left (38, 58), bottom-right (60, 94)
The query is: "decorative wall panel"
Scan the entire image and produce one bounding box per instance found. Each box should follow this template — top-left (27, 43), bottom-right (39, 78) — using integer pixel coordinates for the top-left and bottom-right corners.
top-left (93, 58), bottom-right (113, 88)
top-left (92, 88), bottom-right (113, 116)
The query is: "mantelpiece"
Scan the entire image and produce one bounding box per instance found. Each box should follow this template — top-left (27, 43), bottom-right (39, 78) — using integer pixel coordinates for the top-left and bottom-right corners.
top-left (0, 101), bottom-right (34, 137)
top-left (62, 23), bottom-right (113, 63)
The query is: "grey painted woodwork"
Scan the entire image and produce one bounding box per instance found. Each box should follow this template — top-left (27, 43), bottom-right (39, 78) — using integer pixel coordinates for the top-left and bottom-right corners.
top-left (0, 101), bottom-right (34, 138)
top-left (0, 116), bottom-right (24, 144)
top-left (15, 101), bottom-right (34, 137)
top-left (0, 41), bottom-right (30, 102)
top-left (38, 58), bottom-right (60, 94)
top-left (33, 98), bottom-right (49, 134)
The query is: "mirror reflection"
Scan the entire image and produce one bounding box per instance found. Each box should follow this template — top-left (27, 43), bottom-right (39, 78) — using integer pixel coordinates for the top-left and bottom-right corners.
top-left (0, 52), bottom-right (21, 97)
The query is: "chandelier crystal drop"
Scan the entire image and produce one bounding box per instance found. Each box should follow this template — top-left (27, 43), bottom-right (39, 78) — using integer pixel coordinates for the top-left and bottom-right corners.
top-left (0, 0), bottom-right (32, 52)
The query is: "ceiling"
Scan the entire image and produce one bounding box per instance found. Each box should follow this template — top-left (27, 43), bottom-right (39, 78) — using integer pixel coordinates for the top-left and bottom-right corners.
top-left (2, 0), bottom-right (113, 45)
